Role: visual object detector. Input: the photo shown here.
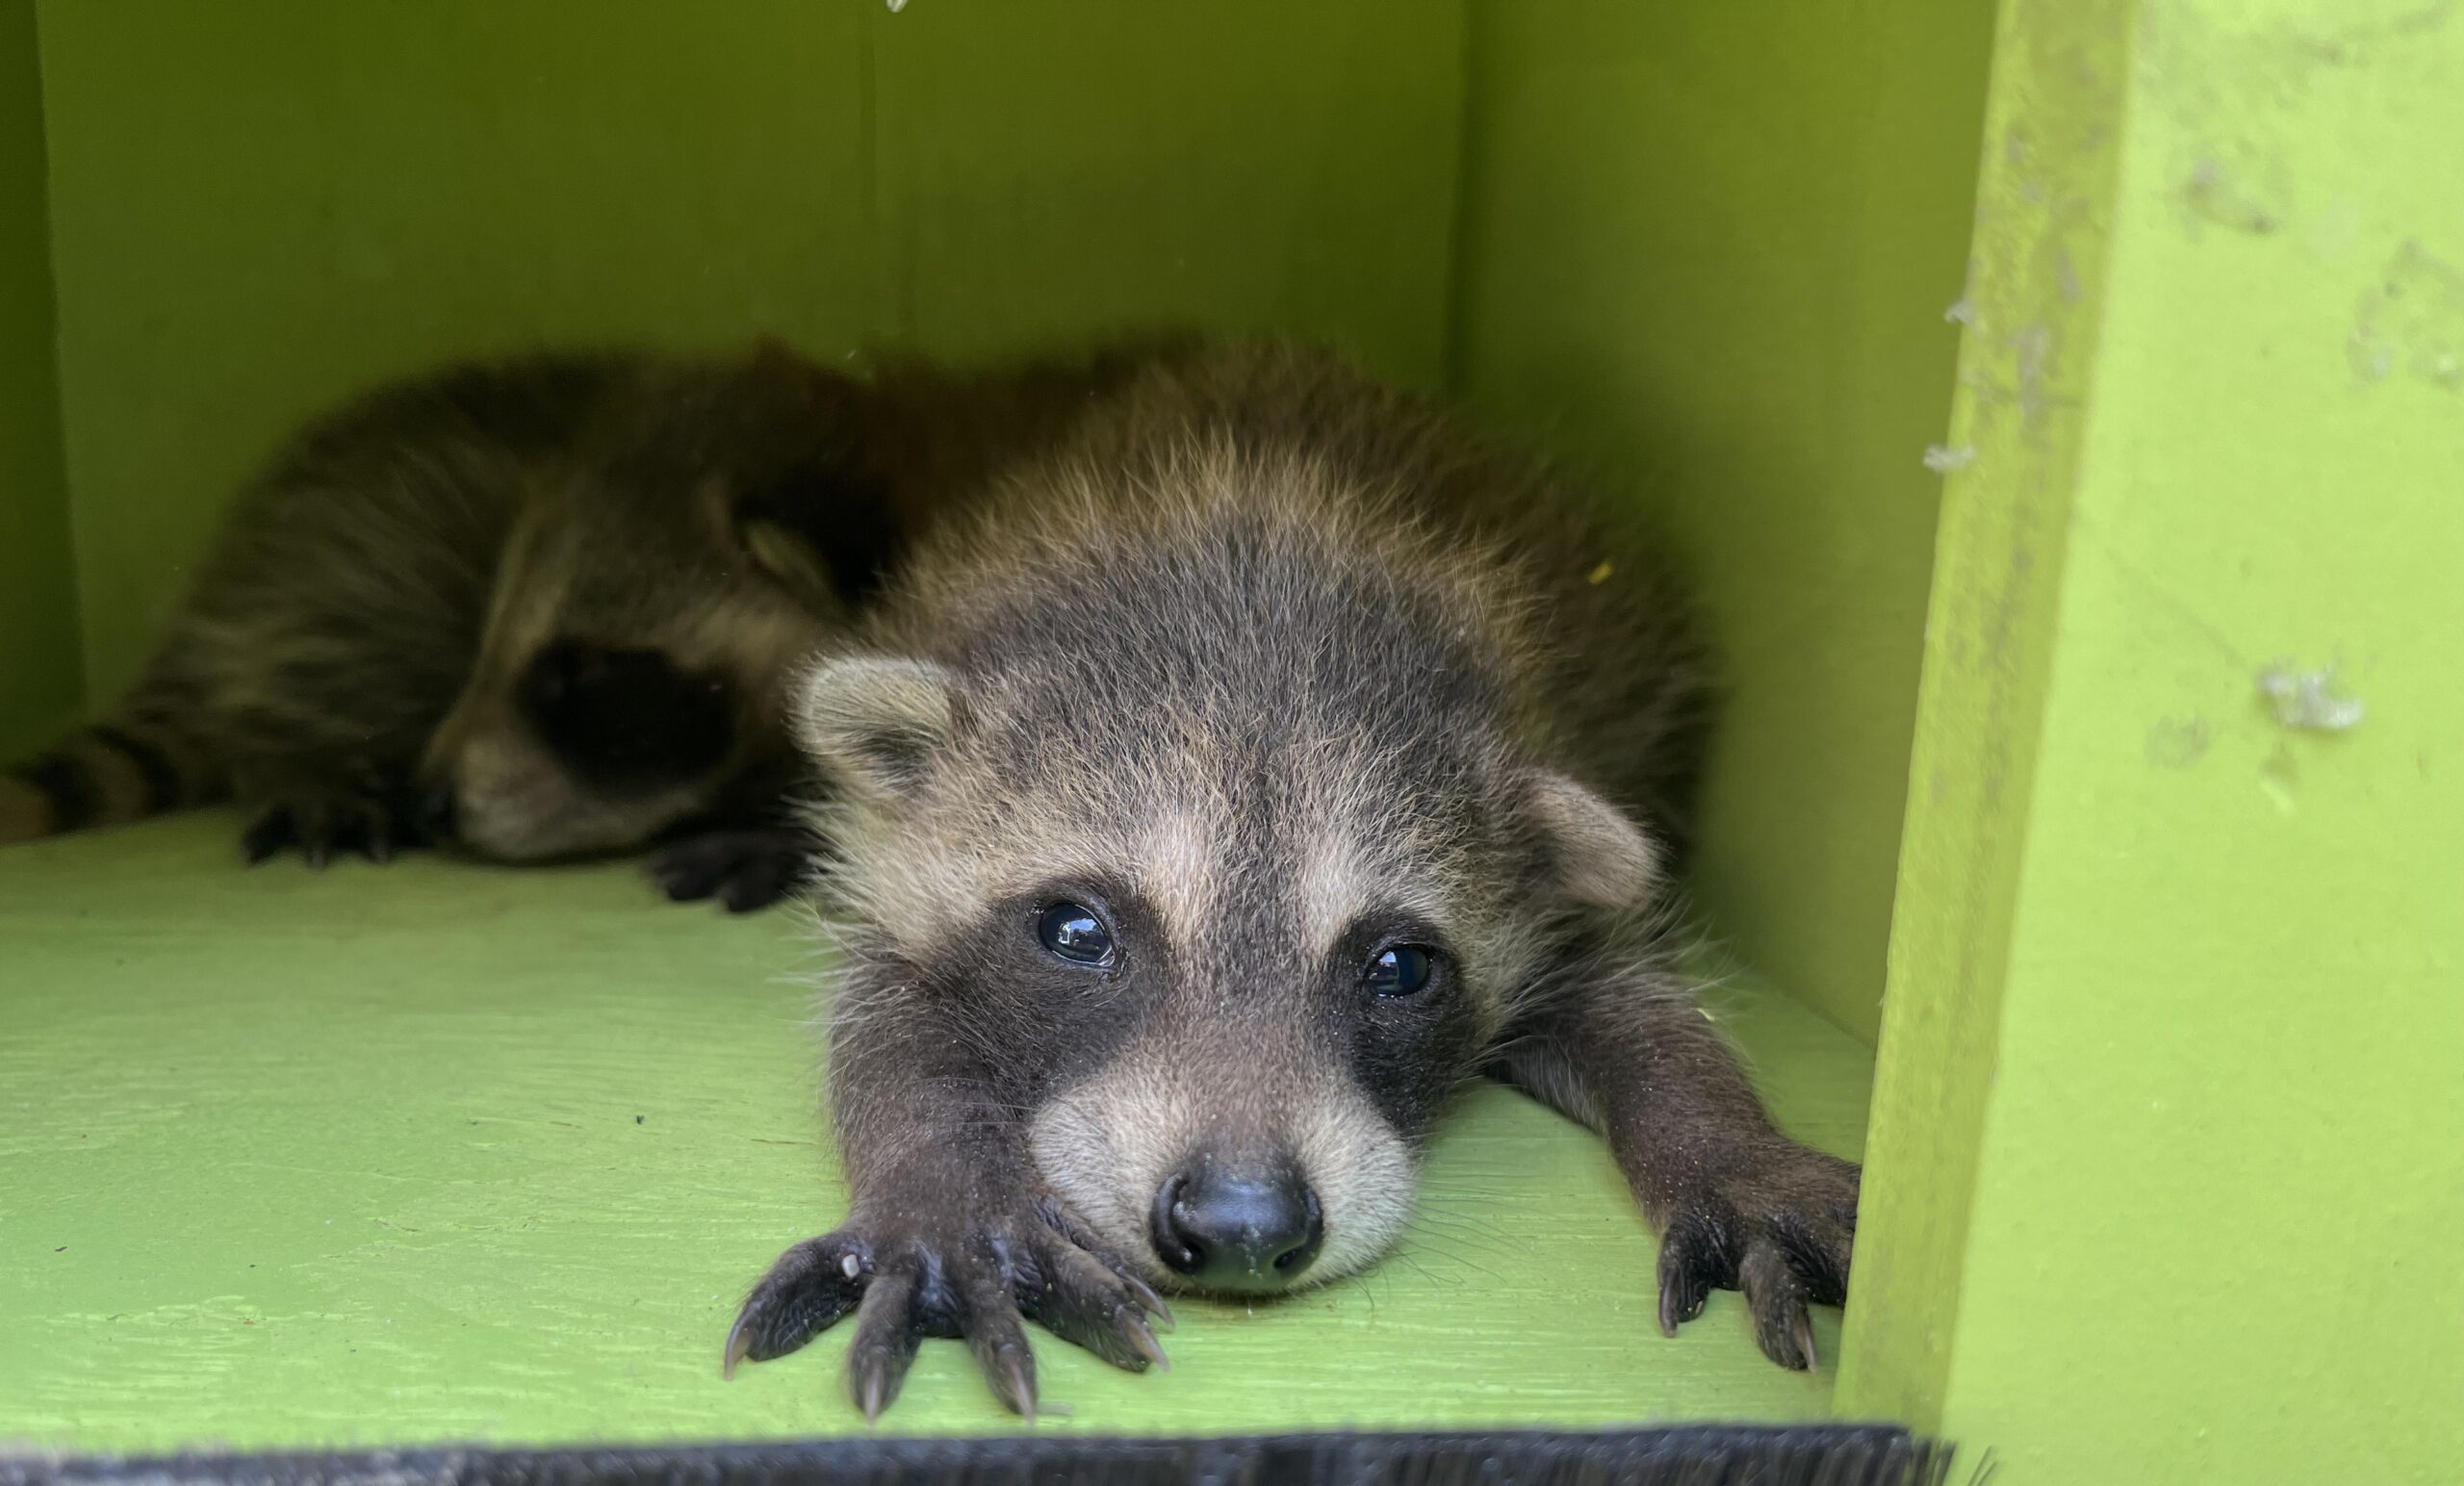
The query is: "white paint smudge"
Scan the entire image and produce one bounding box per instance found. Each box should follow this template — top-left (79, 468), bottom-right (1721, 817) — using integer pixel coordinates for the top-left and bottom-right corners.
top-left (2257, 661), bottom-right (2365, 732)
top-left (1944, 298), bottom-right (1978, 325)
top-left (1923, 443), bottom-right (1979, 474)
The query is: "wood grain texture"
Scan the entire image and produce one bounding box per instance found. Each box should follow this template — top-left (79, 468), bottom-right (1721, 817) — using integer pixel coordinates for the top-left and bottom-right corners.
top-left (0, 816), bottom-right (1870, 1448)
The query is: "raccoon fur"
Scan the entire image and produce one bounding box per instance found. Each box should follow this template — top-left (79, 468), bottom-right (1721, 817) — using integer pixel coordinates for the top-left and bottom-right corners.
top-left (1, 344), bottom-right (886, 908)
top-left (726, 338), bottom-right (1861, 1418)
top-left (0, 338), bottom-right (1194, 907)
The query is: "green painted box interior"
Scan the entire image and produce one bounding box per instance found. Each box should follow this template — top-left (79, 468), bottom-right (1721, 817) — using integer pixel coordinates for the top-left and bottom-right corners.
top-left (5, 3), bottom-right (2459, 1483)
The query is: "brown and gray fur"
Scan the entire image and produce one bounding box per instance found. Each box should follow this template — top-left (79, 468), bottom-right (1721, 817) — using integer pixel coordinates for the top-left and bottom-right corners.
top-left (727, 338), bottom-right (1861, 1418)
top-left (0, 338), bottom-right (1192, 909)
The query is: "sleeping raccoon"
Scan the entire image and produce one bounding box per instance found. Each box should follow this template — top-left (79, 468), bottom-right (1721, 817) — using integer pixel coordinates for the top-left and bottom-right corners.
top-left (0, 344), bottom-right (888, 909)
top-left (725, 339), bottom-right (1862, 1418)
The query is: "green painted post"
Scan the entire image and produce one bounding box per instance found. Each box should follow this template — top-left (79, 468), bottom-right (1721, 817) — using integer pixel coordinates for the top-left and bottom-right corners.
top-left (1844, 2), bottom-right (2464, 1481)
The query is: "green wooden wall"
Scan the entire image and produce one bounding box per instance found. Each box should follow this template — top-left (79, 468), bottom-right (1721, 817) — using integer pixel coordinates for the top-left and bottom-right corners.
top-left (30, 0), bottom-right (1467, 704)
top-left (0, 0), bottom-right (77, 759)
top-left (1841, 1), bottom-right (2464, 1482)
top-left (1450, 1), bottom-right (1995, 1042)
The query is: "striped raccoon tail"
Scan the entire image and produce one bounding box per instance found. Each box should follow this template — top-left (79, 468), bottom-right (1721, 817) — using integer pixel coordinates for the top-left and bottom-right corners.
top-left (0, 717), bottom-right (223, 843)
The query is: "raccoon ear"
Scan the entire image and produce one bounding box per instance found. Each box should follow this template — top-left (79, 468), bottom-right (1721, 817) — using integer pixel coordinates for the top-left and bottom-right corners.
top-left (724, 463), bottom-right (900, 613)
top-left (1524, 769), bottom-right (1664, 910)
top-left (735, 508), bottom-right (838, 609)
top-left (794, 654), bottom-right (959, 802)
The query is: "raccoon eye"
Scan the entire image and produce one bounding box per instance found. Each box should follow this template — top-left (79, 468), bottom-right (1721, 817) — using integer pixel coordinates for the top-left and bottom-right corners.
top-left (1363, 944), bottom-right (1436, 997)
top-left (1036, 902), bottom-right (1116, 967)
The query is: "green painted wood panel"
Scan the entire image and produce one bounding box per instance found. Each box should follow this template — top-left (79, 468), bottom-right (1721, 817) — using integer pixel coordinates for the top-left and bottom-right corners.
top-left (0, 0), bottom-right (78, 759)
top-left (0, 817), bottom-right (1871, 1448)
top-left (31, 0), bottom-right (1464, 708)
top-left (1848, 1), bottom-right (2464, 1481)
top-left (873, 2), bottom-right (1466, 385)
top-left (1834, 0), bottom-right (2134, 1435)
top-left (1450, 0), bottom-right (1995, 1043)
top-left (34, 0), bottom-right (873, 705)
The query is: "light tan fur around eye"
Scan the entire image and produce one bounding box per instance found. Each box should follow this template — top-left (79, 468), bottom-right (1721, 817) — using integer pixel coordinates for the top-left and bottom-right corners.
top-left (1137, 806), bottom-right (1220, 954)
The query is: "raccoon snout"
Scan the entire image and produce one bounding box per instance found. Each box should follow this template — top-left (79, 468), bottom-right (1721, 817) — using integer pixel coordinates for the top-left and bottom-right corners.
top-left (1150, 1160), bottom-right (1324, 1292)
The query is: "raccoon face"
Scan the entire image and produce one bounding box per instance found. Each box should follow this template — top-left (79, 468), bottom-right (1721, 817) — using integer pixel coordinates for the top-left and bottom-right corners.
top-left (421, 480), bottom-right (840, 862)
top-left (796, 525), bottom-right (1662, 1294)
top-left (514, 638), bottom-right (738, 792)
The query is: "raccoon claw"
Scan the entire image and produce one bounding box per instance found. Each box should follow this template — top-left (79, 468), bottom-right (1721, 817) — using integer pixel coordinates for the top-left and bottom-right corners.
top-left (725, 1232), bottom-right (873, 1377)
top-left (648, 827), bottom-right (815, 912)
top-left (1654, 1147), bottom-right (1859, 1371)
top-left (241, 793), bottom-right (410, 868)
top-left (727, 1201), bottom-right (1163, 1419)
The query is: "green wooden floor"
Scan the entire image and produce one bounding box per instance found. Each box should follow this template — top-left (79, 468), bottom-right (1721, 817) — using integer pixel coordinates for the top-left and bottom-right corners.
top-left (0, 815), bottom-right (1872, 1451)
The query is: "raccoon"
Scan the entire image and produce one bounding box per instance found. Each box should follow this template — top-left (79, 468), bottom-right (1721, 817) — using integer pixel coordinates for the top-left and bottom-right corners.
top-left (724, 339), bottom-right (1862, 1418)
top-left (0, 344), bottom-right (891, 909)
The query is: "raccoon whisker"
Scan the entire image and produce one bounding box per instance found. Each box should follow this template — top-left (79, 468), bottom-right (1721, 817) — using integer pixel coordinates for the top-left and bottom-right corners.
top-left (1410, 1207), bottom-right (1536, 1243)
top-left (1387, 1234), bottom-right (1505, 1284)
top-left (1332, 1270), bottom-right (1380, 1319)
top-left (1381, 1249), bottom-right (1449, 1289)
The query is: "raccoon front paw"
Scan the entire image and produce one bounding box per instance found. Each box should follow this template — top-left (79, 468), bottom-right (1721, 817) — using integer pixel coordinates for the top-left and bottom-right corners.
top-left (647, 827), bottom-right (814, 912)
top-left (724, 1200), bottom-right (1172, 1421)
top-left (241, 790), bottom-right (418, 868)
top-left (1655, 1145), bottom-right (1860, 1371)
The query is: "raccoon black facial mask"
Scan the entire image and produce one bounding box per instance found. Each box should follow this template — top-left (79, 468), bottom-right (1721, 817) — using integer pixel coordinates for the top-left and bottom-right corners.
top-left (727, 337), bottom-right (1858, 1421)
top-left (517, 640), bottom-right (737, 791)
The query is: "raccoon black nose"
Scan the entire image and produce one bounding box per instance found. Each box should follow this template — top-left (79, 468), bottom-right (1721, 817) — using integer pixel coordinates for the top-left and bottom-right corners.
top-left (1152, 1162), bottom-right (1323, 1291)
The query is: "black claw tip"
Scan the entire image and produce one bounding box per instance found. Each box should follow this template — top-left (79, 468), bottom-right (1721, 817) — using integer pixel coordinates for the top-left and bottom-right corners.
top-left (1123, 1273), bottom-right (1175, 1329)
top-left (988, 1347), bottom-right (1038, 1421)
top-left (1121, 1312), bottom-right (1169, 1372)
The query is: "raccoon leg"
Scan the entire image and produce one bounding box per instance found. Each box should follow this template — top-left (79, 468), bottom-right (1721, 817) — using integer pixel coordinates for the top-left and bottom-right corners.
top-left (1496, 951), bottom-right (1861, 1371)
top-left (725, 978), bottom-right (1171, 1419)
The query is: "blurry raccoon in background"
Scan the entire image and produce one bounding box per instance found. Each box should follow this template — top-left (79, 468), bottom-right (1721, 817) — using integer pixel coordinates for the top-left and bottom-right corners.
top-left (728, 338), bottom-right (1861, 1419)
top-left (0, 344), bottom-right (886, 910)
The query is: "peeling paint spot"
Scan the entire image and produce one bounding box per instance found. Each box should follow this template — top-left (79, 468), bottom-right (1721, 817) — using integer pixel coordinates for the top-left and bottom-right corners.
top-left (2259, 741), bottom-right (2301, 814)
top-left (2011, 323), bottom-right (2054, 422)
top-left (2349, 241), bottom-right (2464, 390)
top-left (1923, 444), bottom-right (1979, 474)
top-left (2145, 715), bottom-right (2213, 769)
top-left (1944, 297), bottom-right (1978, 326)
top-left (2185, 155), bottom-right (2284, 235)
top-left (2257, 661), bottom-right (2365, 731)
